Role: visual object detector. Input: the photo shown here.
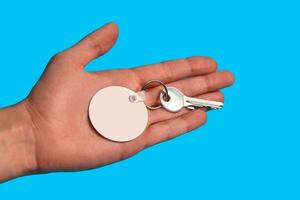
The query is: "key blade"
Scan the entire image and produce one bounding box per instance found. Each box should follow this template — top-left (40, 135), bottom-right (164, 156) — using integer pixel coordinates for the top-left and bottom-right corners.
top-left (187, 99), bottom-right (223, 109)
top-left (184, 97), bottom-right (223, 109)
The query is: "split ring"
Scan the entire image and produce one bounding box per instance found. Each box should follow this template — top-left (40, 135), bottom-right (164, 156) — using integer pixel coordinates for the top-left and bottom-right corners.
top-left (141, 80), bottom-right (169, 110)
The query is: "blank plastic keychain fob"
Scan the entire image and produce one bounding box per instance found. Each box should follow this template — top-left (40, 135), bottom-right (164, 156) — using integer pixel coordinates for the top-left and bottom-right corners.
top-left (89, 86), bottom-right (148, 142)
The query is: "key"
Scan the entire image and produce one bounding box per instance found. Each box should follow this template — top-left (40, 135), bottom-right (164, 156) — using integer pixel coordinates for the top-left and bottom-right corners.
top-left (160, 87), bottom-right (223, 112)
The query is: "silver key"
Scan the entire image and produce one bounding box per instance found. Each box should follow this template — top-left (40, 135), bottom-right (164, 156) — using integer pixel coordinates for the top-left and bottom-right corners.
top-left (160, 87), bottom-right (223, 112)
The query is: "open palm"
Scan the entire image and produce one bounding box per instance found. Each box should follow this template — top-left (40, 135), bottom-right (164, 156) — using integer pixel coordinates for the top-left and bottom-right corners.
top-left (24, 23), bottom-right (234, 172)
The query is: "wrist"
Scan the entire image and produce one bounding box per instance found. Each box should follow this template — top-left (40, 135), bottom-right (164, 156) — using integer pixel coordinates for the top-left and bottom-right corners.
top-left (0, 101), bottom-right (37, 182)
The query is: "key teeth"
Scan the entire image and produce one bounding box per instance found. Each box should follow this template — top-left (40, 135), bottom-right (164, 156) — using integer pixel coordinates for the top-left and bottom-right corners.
top-left (186, 106), bottom-right (195, 110)
top-left (210, 105), bottom-right (222, 110)
top-left (209, 105), bottom-right (223, 110)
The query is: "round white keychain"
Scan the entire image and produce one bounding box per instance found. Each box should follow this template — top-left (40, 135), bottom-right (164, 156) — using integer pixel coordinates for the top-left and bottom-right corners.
top-left (89, 86), bottom-right (148, 142)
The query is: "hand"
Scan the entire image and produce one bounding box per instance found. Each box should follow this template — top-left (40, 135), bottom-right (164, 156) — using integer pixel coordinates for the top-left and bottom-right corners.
top-left (0, 23), bottom-right (234, 182)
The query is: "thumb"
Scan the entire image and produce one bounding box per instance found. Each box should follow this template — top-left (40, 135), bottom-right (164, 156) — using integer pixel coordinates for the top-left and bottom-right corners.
top-left (63, 22), bottom-right (119, 68)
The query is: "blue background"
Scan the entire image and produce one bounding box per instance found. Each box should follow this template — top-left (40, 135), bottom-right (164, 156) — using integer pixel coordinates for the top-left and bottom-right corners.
top-left (0, 0), bottom-right (299, 199)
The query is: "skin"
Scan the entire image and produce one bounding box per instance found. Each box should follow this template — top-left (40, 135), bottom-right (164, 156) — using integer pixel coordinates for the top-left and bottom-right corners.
top-left (0, 22), bottom-right (234, 183)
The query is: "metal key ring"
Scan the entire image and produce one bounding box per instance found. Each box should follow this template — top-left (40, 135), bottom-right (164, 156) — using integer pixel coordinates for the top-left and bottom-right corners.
top-left (141, 80), bottom-right (169, 110)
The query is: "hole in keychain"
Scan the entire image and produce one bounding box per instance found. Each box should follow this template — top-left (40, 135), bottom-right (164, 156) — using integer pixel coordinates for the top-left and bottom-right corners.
top-left (138, 80), bottom-right (170, 110)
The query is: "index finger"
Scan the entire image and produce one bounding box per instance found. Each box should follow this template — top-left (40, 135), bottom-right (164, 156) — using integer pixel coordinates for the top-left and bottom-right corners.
top-left (132, 56), bottom-right (217, 85)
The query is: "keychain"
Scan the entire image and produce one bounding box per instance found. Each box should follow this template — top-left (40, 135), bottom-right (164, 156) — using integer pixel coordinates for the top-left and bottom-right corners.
top-left (89, 80), bottom-right (223, 142)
